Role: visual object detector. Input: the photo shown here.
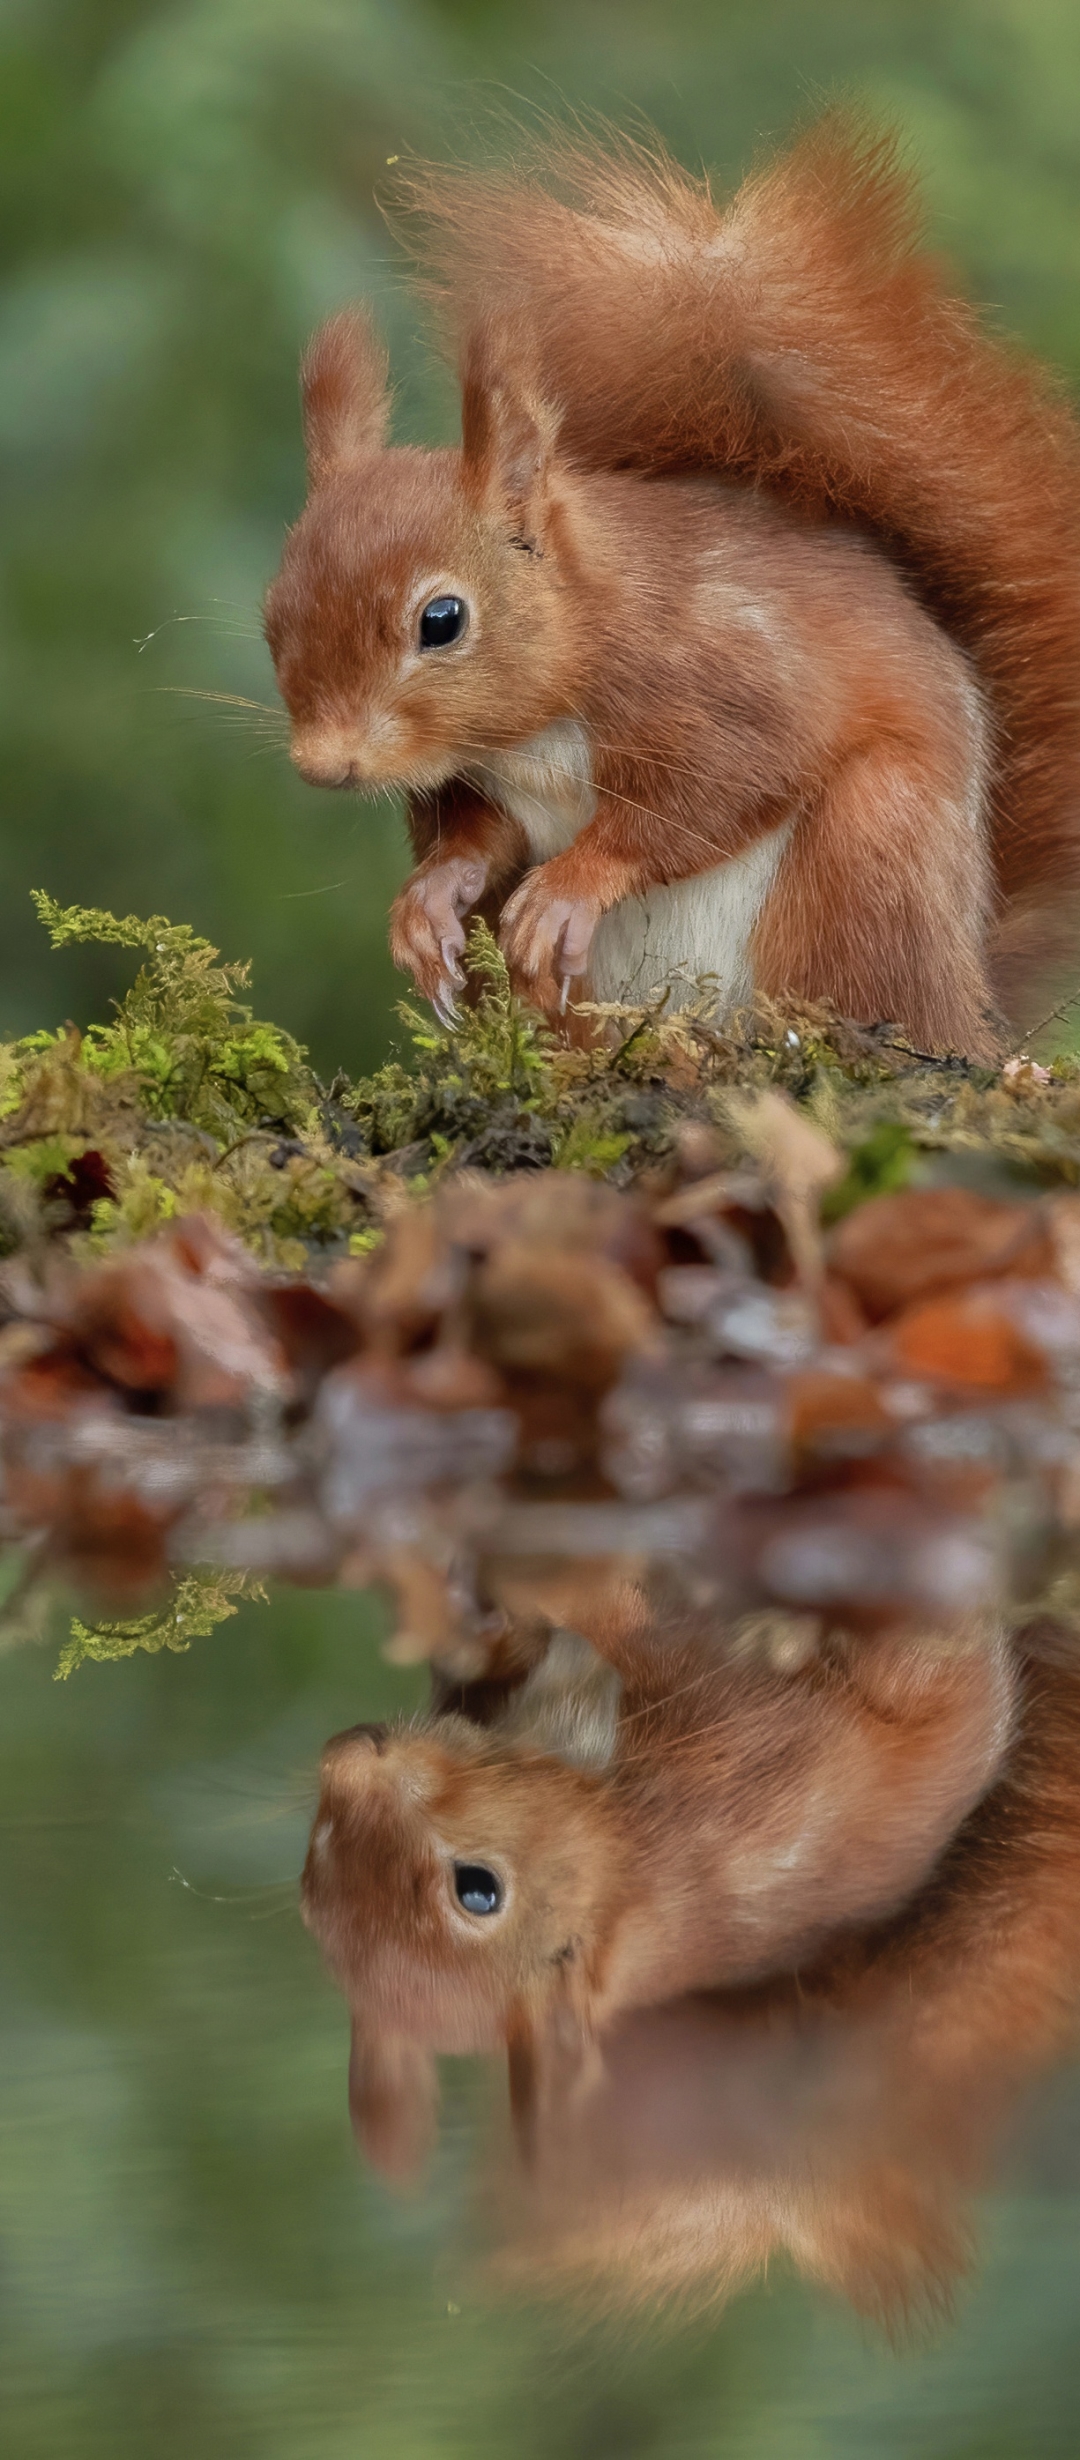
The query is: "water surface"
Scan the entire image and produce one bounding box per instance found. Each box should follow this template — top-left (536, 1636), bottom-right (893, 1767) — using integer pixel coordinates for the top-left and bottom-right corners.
top-left (5, 1579), bottom-right (1080, 2460)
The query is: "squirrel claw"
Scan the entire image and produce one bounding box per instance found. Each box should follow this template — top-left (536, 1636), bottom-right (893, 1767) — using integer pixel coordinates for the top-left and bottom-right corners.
top-left (388, 856), bottom-right (488, 1013)
top-left (499, 875), bottom-right (600, 1010)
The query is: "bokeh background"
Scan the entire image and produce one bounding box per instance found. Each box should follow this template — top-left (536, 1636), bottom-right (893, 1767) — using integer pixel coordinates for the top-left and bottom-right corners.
top-left (8, 6), bottom-right (1080, 2457)
top-left (7, 0), bottom-right (1080, 1071)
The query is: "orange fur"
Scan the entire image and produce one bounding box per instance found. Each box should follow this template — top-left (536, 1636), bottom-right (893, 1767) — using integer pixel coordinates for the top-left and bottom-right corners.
top-left (300, 1582), bottom-right (1016, 2202)
top-left (302, 1590), bottom-right (1080, 2327)
top-left (266, 117), bottom-right (1080, 1049)
top-left (495, 1636), bottom-right (1080, 2328)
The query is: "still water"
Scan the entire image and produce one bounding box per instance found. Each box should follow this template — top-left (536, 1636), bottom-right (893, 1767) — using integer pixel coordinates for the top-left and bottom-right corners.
top-left (5, 1575), bottom-right (1080, 2460)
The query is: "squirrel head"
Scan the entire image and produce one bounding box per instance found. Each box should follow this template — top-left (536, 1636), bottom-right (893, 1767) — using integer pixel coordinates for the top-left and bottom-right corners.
top-left (300, 1713), bottom-right (625, 2171)
top-left (264, 310), bottom-right (586, 790)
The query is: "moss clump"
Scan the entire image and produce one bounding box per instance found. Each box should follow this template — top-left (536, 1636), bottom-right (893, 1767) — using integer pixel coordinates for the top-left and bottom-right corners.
top-left (55, 1569), bottom-right (266, 1678)
top-left (0, 906), bottom-right (689, 1268)
top-left (5, 897), bottom-right (1080, 1277)
top-left (0, 896), bottom-right (368, 1269)
top-left (820, 1122), bottom-right (918, 1223)
top-left (343, 920), bottom-right (563, 1172)
top-left (27, 893), bottom-right (315, 1138)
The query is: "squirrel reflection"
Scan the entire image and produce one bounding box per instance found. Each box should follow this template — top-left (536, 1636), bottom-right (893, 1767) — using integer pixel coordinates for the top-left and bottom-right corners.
top-left (301, 1565), bottom-right (1080, 2324)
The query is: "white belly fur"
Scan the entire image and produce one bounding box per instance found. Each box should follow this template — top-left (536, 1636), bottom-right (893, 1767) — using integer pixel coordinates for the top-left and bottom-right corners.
top-left (467, 720), bottom-right (791, 1011)
top-left (589, 832), bottom-right (791, 1007)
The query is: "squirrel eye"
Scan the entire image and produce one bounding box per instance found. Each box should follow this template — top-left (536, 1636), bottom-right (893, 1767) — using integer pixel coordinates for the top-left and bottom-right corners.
top-left (453, 1862), bottom-right (503, 1917)
top-left (419, 595), bottom-right (468, 650)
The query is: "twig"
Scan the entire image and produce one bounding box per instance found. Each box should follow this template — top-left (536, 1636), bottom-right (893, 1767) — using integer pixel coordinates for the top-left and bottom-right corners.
top-left (1015, 981), bottom-right (1080, 1052)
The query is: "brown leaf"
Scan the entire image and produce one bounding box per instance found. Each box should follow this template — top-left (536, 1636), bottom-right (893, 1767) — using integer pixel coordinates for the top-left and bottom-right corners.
top-left (722, 1090), bottom-right (844, 1289)
top-left (817, 1274), bottom-right (870, 1345)
top-left (781, 1368), bottom-right (891, 1466)
top-left (885, 1288), bottom-right (1049, 1394)
top-left (361, 1203), bottom-right (462, 1350)
top-left (442, 1171), bottom-right (663, 1300)
top-left (471, 1245), bottom-right (655, 1388)
top-left (829, 1188), bottom-right (1052, 1323)
top-left (63, 1216), bottom-right (286, 1411)
top-left (260, 1282), bottom-right (363, 1405)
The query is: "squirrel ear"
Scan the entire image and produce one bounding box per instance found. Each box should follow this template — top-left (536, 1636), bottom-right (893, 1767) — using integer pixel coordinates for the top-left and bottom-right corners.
top-left (347, 2023), bottom-right (439, 2185)
top-left (301, 309), bottom-right (390, 486)
top-left (507, 1975), bottom-right (603, 2171)
top-left (460, 319), bottom-right (559, 539)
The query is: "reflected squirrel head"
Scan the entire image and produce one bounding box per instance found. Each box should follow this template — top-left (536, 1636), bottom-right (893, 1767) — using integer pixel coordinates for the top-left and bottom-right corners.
top-left (301, 1714), bottom-right (624, 2049)
top-left (264, 309), bottom-right (590, 792)
top-left (300, 1705), bottom-right (626, 2179)
top-left (300, 1612), bottom-right (1017, 2181)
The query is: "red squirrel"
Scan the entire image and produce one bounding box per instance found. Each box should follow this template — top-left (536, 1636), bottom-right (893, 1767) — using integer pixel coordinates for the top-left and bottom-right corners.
top-left (301, 1582), bottom-right (1080, 2326)
top-left (264, 117), bottom-right (1080, 1054)
top-left (300, 1568), bottom-right (1016, 2183)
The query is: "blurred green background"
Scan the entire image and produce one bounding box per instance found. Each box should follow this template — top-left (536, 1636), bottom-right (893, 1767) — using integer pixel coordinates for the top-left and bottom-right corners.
top-left (8, 5), bottom-right (1080, 2454)
top-left (6, 0), bottom-right (1080, 1073)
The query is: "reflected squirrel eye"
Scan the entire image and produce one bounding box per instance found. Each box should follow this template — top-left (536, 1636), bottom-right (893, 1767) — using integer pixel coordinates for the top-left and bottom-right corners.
top-left (452, 1862), bottom-right (503, 1916)
top-left (419, 595), bottom-right (468, 649)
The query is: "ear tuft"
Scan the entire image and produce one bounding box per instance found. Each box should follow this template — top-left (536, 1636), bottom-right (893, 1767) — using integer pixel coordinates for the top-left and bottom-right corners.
top-left (301, 309), bottom-right (390, 488)
top-left (460, 316), bottom-right (559, 535)
top-left (348, 2024), bottom-right (439, 2185)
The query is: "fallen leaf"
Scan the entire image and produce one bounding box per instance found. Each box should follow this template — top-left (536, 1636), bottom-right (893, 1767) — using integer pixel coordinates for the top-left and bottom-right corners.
top-left (829, 1187), bottom-right (1052, 1322)
top-left (781, 1368), bottom-right (892, 1465)
top-left (885, 1289), bottom-right (1049, 1394)
top-left (722, 1090), bottom-right (844, 1290)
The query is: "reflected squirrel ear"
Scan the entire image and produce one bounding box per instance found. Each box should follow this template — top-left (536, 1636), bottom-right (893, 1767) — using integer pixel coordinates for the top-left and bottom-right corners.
top-left (460, 317), bottom-right (559, 542)
top-left (301, 309), bottom-right (390, 485)
top-left (507, 1972), bottom-right (604, 2171)
top-left (348, 2023), bottom-right (439, 2185)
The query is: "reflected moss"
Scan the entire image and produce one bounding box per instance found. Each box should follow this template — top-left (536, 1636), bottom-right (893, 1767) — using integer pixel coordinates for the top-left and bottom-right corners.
top-left (56, 1568), bottom-right (267, 1679)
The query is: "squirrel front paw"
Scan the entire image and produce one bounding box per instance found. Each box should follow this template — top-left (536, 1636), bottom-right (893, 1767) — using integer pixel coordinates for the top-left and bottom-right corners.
top-left (388, 856), bottom-right (489, 1024)
top-left (499, 868), bottom-right (600, 1013)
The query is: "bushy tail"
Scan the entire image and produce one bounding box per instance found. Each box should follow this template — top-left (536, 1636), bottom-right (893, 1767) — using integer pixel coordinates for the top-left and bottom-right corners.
top-left (397, 117), bottom-right (1080, 999)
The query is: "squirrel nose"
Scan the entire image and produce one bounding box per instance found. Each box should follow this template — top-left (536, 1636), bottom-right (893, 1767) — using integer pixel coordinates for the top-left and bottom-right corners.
top-left (291, 739), bottom-right (353, 789)
top-left (317, 1723), bottom-right (392, 1810)
top-left (324, 1722), bottom-right (390, 1761)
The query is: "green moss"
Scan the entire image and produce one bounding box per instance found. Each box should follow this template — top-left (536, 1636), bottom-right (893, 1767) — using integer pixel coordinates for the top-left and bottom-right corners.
top-left (821, 1122), bottom-right (918, 1222)
top-left (0, 897), bottom-right (361, 1267)
top-left (29, 892), bottom-right (315, 1139)
top-left (3, 1134), bottom-right (88, 1187)
top-left (55, 1570), bottom-right (267, 1678)
top-left (552, 1113), bottom-right (635, 1175)
top-left (6, 897), bottom-right (1080, 1280)
top-left (345, 919), bottom-right (560, 1167)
